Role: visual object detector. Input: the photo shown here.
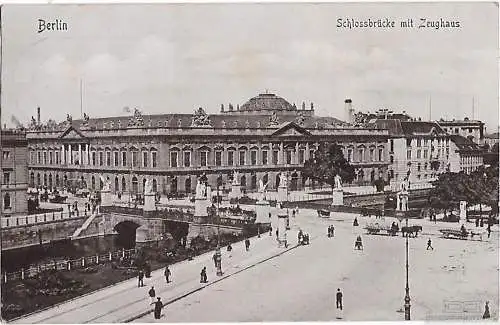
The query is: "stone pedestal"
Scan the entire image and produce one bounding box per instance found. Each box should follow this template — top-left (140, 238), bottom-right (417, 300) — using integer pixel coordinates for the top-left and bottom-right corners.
top-left (143, 193), bottom-right (155, 212)
top-left (331, 189), bottom-right (343, 206)
top-left (194, 197), bottom-right (209, 223)
top-left (100, 189), bottom-right (112, 207)
top-left (460, 201), bottom-right (467, 222)
top-left (277, 211), bottom-right (288, 247)
top-left (277, 185), bottom-right (288, 203)
top-left (255, 200), bottom-right (271, 224)
top-left (229, 184), bottom-right (242, 200)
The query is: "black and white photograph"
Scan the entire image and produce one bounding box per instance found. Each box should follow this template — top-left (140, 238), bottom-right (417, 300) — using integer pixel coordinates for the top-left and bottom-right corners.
top-left (0, 2), bottom-right (498, 322)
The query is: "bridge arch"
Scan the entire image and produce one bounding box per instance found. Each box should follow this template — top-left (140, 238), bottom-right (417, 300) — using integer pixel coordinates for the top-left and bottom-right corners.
top-left (114, 220), bottom-right (141, 249)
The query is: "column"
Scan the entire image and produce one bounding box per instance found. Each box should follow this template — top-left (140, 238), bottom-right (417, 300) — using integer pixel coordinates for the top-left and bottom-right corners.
top-left (295, 142), bottom-right (299, 164)
top-left (78, 144), bottom-right (82, 165)
top-left (87, 144), bottom-right (90, 166)
top-left (305, 142), bottom-right (310, 160)
top-left (61, 145), bottom-right (65, 165)
top-left (279, 142), bottom-right (284, 165)
top-left (68, 144), bottom-right (73, 165)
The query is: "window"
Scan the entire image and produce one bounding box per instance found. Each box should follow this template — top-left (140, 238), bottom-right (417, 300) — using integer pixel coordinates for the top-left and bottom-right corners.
top-left (55, 152), bottom-right (60, 164)
top-left (416, 150), bottom-right (421, 159)
top-left (417, 139), bottom-right (422, 147)
top-left (215, 151), bottom-right (222, 166)
top-left (378, 148), bottom-right (383, 161)
top-left (239, 151), bottom-right (245, 165)
top-left (262, 150), bottom-right (268, 165)
top-left (37, 152), bottom-right (41, 164)
top-left (369, 149), bottom-right (374, 162)
top-left (417, 163), bottom-right (421, 172)
top-left (122, 152), bottom-right (127, 167)
top-left (423, 150), bottom-right (428, 159)
top-left (284, 150), bottom-right (292, 164)
top-left (3, 193), bottom-right (11, 209)
top-left (390, 140), bottom-right (394, 152)
top-left (132, 151), bottom-right (138, 167)
top-left (299, 149), bottom-right (305, 164)
top-left (455, 128), bottom-right (459, 134)
top-left (106, 151), bottom-right (111, 166)
top-left (200, 151), bottom-right (208, 167)
top-left (170, 152), bottom-right (178, 167)
top-left (347, 149), bottom-right (353, 162)
top-left (114, 152), bottom-right (119, 166)
top-left (250, 150), bottom-right (257, 165)
top-left (152, 151), bottom-right (157, 168)
top-left (183, 151), bottom-right (191, 167)
top-left (227, 151), bottom-right (234, 166)
top-left (272, 150), bottom-right (279, 164)
top-left (469, 128), bottom-right (473, 133)
top-left (3, 172), bottom-right (10, 184)
top-left (43, 152), bottom-right (47, 165)
top-left (49, 152), bottom-right (53, 164)
top-left (2, 151), bottom-right (10, 160)
top-left (99, 152), bottom-right (104, 166)
top-left (390, 155), bottom-right (394, 163)
top-left (407, 150), bottom-right (412, 160)
top-left (92, 152), bottom-right (96, 166)
top-left (142, 151), bottom-right (148, 167)
top-left (358, 149), bottom-right (364, 162)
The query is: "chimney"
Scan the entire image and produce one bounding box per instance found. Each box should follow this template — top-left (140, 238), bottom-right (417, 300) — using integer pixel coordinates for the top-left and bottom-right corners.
top-left (37, 107), bottom-right (41, 125)
top-left (345, 99), bottom-right (354, 124)
top-left (221, 104), bottom-right (224, 112)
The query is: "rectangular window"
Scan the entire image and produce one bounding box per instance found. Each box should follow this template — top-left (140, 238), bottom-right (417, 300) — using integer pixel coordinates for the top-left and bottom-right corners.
top-left (99, 152), bottom-right (104, 166)
top-left (3, 151), bottom-right (10, 160)
top-left (417, 139), bottom-right (422, 147)
top-left (92, 152), bottom-right (96, 166)
top-left (3, 172), bottom-right (10, 184)
top-left (416, 150), bottom-right (421, 159)
top-left (106, 152), bottom-right (111, 166)
top-left (299, 149), bottom-right (305, 164)
top-left (286, 151), bottom-right (292, 164)
top-left (170, 152), bottom-right (178, 168)
top-left (152, 151), bottom-right (157, 168)
top-left (122, 152), bottom-right (127, 167)
top-left (37, 152), bottom-right (41, 164)
top-left (142, 152), bottom-right (148, 167)
top-left (407, 150), bottom-right (412, 160)
top-left (378, 148), bottom-right (383, 161)
top-left (200, 151), bottom-right (208, 167)
top-left (239, 151), bottom-right (245, 165)
top-left (250, 150), bottom-right (257, 165)
top-left (55, 152), bottom-right (59, 165)
top-left (390, 140), bottom-right (394, 152)
top-left (227, 151), bottom-right (234, 166)
top-left (347, 149), bottom-right (353, 162)
top-left (132, 151), bottom-right (138, 167)
top-left (423, 150), bottom-right (428, 159)
top-left (215, 151), bottom-right (222, 166)
top-left (273, 150), bottom-right (279, 164)
top-left (114, 152), bottom-right (119, 166)
top-left (369, 149), bottom-right (374, 162)
top-left (262, 150), bottom-right (268, 165)
top-left (49, 152), bottom-right (53, 164)
top-left (181, 151), bottom-right (190, 167)
top-left (43, 152), bottom-right (47, 165)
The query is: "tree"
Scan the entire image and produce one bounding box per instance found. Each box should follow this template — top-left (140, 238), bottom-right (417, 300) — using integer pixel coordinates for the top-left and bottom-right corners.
top-left (302, 143), bottom-right (355, 188)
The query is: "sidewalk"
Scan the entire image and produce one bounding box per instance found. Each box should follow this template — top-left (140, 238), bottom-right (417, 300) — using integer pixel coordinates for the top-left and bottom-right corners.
top-left (13, 230), bottom-right (299, 324)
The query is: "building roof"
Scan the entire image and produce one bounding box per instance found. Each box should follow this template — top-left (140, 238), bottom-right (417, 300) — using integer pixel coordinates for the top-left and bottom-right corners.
top-left (485, 132), bottom-right (499, 139)
top-left (239, 93), bottom-right (296, 112)
top-left (437, 118), bottom-right (484, 126)
top-left (369, 119), bottom-right (446, 137)
top-left (370, 119), bottom-right (404, 136)
top-left (449, 134), bottom-right (483, 152)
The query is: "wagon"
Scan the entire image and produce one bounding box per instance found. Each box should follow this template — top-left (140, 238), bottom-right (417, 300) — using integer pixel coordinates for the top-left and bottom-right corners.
top-left (364, 223), bottom-right (399, 236)
top-left (439, 229), bottom-right (484, 240)
top-left (317, 209), bottom-right (330, 218)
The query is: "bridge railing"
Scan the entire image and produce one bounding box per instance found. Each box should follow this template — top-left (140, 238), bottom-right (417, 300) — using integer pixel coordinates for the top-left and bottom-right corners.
top-left (1, 210), bottom-right (89, 229)
top-left (2, 248), bottom-right (136, 283)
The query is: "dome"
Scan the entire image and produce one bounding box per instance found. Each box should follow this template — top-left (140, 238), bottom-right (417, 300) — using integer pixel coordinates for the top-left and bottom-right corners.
top-left (239, 93), bottom-right (296, 112)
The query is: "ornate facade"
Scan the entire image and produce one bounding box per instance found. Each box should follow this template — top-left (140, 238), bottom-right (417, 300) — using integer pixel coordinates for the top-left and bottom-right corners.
top-left (25, 93), bottom-right (390, 195)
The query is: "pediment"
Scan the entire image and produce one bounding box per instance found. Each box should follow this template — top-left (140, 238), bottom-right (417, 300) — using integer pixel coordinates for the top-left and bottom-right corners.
top-left (59, 126), bottom-right (86, 139)
top-left (271, 122), bottom-right (311, 137)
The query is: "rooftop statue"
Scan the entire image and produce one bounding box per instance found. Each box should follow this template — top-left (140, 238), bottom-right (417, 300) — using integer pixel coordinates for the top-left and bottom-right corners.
top-left (66, 114), bottom-right (73, 123)
top-left (269, 111), bottom-right (280, 126)
top-left (191, 107), bottom-right (212, 127)
top-left (295, 112), bottom-right (305, 126)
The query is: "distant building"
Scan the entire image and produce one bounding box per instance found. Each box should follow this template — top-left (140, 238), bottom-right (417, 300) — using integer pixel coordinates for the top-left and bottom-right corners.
top-left (448, 135), bottom-right (484, 173)
top-left (371, 119), bottom-right (450, 187)
top-left (24, 94), bottom-right (391, 195)
top-left (483, 132), bottom-right (499, 149)
top-left (437, 118), bottom-right (485, 145)
top-left (1, 129), bottom-right (29, 216)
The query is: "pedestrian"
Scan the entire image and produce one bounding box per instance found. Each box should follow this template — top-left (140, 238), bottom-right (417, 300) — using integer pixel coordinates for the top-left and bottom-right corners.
top-left (275, 229), bottom-right (279, 239)
top-left (138, 269), bottom-right (144, 287)
top-left (269, 227), bottom-right (272, 236)
top-left (483, 301), bottom-right (490, 319)
top-left (227, 243), bottom-right (232, 252)
top-left (245, 238), bottom-right (250, 251)
top-left (213, 252), bottom-right (218, 267)
top-left (164, 265), bottom-right (171, 283)
top-left (336, 288), bottom-right (343, 310)
top-left (148, 286), bottom-right (156, 305)
top-left (353, 218), bottom-right (359, 227)
top-left (269, 212), bottom-right (272, 219)
top-left (200, 266), bottom-right (207, 283)
top-left (487, 224), bottom-right (492, 238)
top-left (154, 297), bottom-right (163, 319)
top-left (426, 238), bottom-right (433, 250)
top-left (330, 225), bottom-right (335, 237)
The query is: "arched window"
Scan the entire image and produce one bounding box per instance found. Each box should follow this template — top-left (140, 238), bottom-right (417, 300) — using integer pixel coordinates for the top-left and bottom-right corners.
top-left (152, 179), bottom-right (157, 192)
top-left (290, 172), bottom-right (298, 191)
top-left (48, 174), bottom-right (53, 188)
top-left (56, 174), bottom-right (60, 187)
top-left (251, 174), bottom-right (257, 190)
top-left (263, 174), bottom-right (268, 185)
top-left (240, 175), bottom-right (246, 188)
top-left (185, 177), bottom-right (192, 193)
top-left (122, 177), bottom-right (126, 192)
top-left (275, 174), bottom-right (280, 188)
top-left (4, 193), bottom-right (11, 209)
top-left (36, 173), bottom-right (41, 187)
top-left (30, 172), bottom-right (35, 187)
top-left (143, 178), bottom-right (147, 193)
top-left (132, 176), bottom-right (138, 194)
top-left (170, 177), bottom-right (178, 193)
top-left (64, 174), bottom-right (68, 187)
top-left (217, 175), bottom-right (223, 187)
top-left (115, 177), bottom-right (119, 193)
top-left (91, 176), bottom-right (95, 190)
top-left (43, 174), bottom-right (47, 186)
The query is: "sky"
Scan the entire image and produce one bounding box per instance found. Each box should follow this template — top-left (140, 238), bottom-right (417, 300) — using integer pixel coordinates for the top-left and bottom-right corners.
top-left (1, 2), bottom-right (499, 132)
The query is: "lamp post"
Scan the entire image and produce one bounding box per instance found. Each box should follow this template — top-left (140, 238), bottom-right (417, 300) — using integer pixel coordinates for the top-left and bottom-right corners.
top-left (215, 174), bottom-right (223, 276)
top-left (404, 214), bottom-right (411, 320)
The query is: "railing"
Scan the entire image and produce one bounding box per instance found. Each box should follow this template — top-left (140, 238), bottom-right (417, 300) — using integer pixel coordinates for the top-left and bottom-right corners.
top-left (2, 248), bottom-right (136, 283)
top-left (1, 210), bottom-right (89, 229)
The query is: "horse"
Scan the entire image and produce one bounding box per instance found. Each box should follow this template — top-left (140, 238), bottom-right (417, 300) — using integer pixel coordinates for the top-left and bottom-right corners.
top-left (401, 225), bottom-right (423, 238)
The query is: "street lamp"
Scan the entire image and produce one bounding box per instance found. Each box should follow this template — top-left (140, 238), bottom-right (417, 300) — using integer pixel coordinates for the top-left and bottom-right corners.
top-left (215, 174), bottom-right (223, 276)
top-left (404, 214), bottom-right (411, 320)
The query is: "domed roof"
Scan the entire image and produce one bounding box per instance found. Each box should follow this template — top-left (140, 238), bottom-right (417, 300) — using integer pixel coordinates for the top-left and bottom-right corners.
top-left (240, 93), bottom-right (296, 112)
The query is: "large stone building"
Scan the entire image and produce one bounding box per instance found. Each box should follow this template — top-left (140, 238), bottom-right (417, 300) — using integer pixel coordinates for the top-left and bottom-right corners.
top-left (437, 118), bottom-right (485, 144)
top-left (1, 129), bottom-right (29, 216)
top-left (448, 135), bottom-right (484, 173)
top-left (25, 93), bottom-right (391, 195)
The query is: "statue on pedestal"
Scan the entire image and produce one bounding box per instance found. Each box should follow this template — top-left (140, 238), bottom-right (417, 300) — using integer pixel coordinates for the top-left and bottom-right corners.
top-left (279, 172), bottom-right (288, 188)
top-left (258, 179), bottom-right (268, 201)
top-left (196, 180), bottom-right (207, 198)
top-left (99, 176), bottom-right (111, 192)
top-left (334, 174), bottom-right (342, 190)
top-left (144, 179), bottom-right (153, 195)
top-left (232, 171), bottom-right (240, 186)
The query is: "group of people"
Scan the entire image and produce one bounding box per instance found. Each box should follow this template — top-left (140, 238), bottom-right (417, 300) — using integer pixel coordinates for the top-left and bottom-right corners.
top-left (327, 225), bottom-right (335, 238)
top-left (298, 229), bottom-right (310, 245)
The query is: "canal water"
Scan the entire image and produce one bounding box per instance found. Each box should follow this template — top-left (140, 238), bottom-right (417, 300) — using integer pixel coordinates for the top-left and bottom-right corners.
top-left (1, 235), bottom-right (133, 273)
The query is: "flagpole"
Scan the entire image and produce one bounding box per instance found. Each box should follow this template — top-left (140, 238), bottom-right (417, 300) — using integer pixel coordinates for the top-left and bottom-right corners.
top-left (80, 79), bottom-right (83, 118)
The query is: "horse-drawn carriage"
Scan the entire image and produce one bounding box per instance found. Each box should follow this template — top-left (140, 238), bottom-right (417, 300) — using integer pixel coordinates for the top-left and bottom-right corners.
top-left (439, 227), bottom-right (484, 241)
top-left (364, 222), bottom-right (399, 236)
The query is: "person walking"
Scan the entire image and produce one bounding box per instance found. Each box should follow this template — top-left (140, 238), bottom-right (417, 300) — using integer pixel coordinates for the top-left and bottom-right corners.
top-left (148, 286), bottom-right (156, 305)
top-left (426, 238), bottom-right (434, 250)
top-left (164, 265), bottom-right (171, 283)
top-left (200, 267), bottom-right (207, 283)
top-left (138, 269), bottom-right (144, 287)
top-left (487, 224), bottom-right (492, 238)
top-left (336, 288), bottom-right (343, 310)
top-left (483, 301), bottom-right (490, 319)
top-left (245, 238), bottom-right (251, 251)
top-left (154, 297), bottom-right (163, 320)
